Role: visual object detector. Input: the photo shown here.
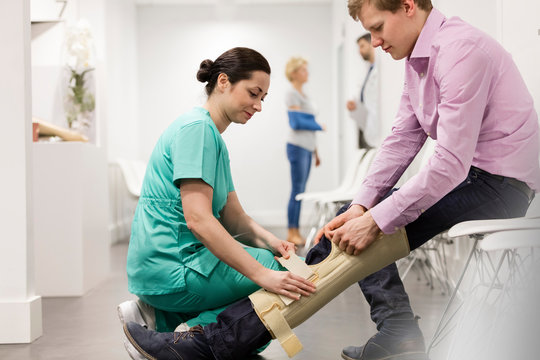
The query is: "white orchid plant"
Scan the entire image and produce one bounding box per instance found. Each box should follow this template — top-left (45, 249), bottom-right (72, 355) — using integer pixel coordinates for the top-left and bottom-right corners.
top-left (64, 19), bottom-right (95, 129)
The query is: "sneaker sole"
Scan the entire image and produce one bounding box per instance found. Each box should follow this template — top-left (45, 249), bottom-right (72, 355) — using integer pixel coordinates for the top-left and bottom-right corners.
top-left (118, 301), bottom-right (150, 360)
top-left (123, 338), bottom-right (149, 360)
top-left (118, 301), bottom-right (148, 327)
top-left (341, 351), bottom-right (430, 360)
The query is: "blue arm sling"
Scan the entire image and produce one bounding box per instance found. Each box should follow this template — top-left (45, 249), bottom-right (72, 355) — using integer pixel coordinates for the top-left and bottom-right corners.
top-left (288, 111), bottom-right (322, 131)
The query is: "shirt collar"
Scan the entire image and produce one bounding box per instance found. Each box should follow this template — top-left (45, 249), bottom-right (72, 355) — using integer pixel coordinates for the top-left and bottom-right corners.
top-left (409, 8), bottom-right (446, 60)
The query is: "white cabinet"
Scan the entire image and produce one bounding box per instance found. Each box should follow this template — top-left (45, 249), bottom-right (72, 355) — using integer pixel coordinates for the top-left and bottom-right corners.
top-left (33, 142), bottom-right (110, 296)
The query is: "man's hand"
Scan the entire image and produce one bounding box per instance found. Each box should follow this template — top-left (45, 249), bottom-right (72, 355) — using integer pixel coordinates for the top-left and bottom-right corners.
top-left (330, 211), bottom-right (381, 255)
top-left (314, 204), bottom-right (366, 245)
top-left (346, 100), bottom-right (357, 111)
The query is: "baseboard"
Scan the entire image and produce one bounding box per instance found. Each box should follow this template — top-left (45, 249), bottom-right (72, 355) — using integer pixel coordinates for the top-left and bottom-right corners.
top-left (0, 296), bottom-right (42, 344)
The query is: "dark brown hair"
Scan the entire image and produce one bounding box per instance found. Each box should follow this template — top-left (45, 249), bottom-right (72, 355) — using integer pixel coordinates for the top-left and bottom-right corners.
top-left (197, 47), bottom-right (271, 96)
top-left (348, 0), bottom-right (433, 21)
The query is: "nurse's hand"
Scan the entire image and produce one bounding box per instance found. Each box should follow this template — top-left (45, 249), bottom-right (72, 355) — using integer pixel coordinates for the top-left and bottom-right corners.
top-left (255, 268), bottom-right (316, 301)
top-left (270, 239), bottom-right (297, 259)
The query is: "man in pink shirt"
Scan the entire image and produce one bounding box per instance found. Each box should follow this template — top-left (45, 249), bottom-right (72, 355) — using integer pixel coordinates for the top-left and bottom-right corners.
top-left (119, 1), bottom-right (539, 359)
top-left (331, 0), bottom-right (539, 359)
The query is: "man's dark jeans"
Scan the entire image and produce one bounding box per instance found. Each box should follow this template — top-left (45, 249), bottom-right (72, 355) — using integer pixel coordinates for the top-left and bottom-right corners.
top-left (357, 166), bottom-right (532, 329)
top-left (203, 167), bottom-right (532, 359)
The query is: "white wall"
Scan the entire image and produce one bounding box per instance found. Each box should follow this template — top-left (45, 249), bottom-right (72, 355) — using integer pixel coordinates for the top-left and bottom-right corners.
top-left (104, 0), bottom-right (140, 161)
top-left (137, 3), bottom-right (334, 225)
top-left (1, 0), bottom-right (42, 344)
top-left (499, 0), bottom-right (540, 115)
top-left (333, 0), bottom-right (369, 173)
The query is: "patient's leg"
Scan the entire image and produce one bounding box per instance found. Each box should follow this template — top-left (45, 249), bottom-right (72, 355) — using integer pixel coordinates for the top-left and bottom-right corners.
top-left (123, 230), bottom-right (410, 360)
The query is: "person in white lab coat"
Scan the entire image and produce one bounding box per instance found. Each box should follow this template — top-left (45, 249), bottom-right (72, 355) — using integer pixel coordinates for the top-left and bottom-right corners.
top-left (346, 33), bottom-right (380, 149)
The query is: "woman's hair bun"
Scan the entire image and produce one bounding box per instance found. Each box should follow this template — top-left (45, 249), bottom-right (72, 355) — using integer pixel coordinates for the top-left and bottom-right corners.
top-left (197, 59), bottom-right (214, 83)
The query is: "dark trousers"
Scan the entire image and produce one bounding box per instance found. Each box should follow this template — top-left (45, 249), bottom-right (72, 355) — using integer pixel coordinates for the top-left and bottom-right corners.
top-left (358, 129), bottom-right (372, 149)
top-left (204, 167), bottom-right (533, 360)
top-left (360, 167), bottom-right (531, 328)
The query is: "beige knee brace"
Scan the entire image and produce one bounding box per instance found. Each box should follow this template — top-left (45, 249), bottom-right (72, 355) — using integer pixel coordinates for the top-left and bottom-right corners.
top-left (249, 229), bottom-right (410, 357)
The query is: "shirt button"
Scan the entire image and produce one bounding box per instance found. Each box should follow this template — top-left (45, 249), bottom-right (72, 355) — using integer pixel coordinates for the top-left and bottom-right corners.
top-left (427, 132), bottom-right (430, 137)
top-left (395, 227), bottom-right (399, 232)
top-left (420, 72), bottom-right (424, 77)
top-left (421, 209), bottom-right (425, 213)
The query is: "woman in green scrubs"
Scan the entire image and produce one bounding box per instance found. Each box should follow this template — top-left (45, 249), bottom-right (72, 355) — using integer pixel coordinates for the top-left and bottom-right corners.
top-left (120, 47), bottom-right (316, 333)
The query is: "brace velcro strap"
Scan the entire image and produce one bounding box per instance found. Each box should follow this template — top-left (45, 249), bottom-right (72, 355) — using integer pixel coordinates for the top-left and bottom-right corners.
top-left (249, 291), bottom-right (303, 358)
top-left (263, 303), bottom-right (303, 357)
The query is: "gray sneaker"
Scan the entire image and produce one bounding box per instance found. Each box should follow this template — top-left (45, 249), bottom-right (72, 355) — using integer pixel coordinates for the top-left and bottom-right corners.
top-left (117, 299), bottom-right (156, 330)
top-left (118, 300), bottom-right (157, 360)
top-left (341, 317), bottom-right (429, 360)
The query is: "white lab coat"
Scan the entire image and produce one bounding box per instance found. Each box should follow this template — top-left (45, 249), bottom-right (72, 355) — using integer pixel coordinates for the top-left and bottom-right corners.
top-left (349, 63), bottom-right (380, 148)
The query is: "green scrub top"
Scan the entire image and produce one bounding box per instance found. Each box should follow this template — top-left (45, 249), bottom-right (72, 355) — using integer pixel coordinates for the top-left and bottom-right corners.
top-left (127, 107), bottom-right (235, 295)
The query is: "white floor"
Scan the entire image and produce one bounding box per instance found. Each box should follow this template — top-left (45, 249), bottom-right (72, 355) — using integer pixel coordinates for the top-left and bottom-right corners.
top-left (0, 234), bottom-right (456, 360)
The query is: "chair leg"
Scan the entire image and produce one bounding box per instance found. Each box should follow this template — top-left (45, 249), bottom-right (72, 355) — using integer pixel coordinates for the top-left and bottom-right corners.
top-left (427, 238), bottom-right (479, 355)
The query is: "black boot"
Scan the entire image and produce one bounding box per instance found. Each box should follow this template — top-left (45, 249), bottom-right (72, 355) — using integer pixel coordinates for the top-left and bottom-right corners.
top-left (341, 317), bottom-right (429, 360)
top-left (124, 298), bottom-right (272, 360)
top-left (124, 322), bottom-right (216, 360)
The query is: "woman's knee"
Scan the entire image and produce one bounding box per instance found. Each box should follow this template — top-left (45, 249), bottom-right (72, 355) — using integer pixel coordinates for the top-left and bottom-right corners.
top-left (250, 248), bottom-right (283, 271)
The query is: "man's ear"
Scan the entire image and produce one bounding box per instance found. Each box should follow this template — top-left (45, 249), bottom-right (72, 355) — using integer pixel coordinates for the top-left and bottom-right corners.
top-left (402, 0), bottom-right (416, 16)
top-left (217, 73), bottom-right (229, 92)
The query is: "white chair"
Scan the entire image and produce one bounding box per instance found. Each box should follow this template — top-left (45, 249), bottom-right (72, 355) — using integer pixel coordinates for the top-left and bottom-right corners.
top-left (314, 148), bottom-right (378, 205)
top-left (396, 139), bottom-right (454, 294)
top-left (443, 227), bottom-right (540, 360)
top-left (109, 159), bottom-right (147, 243)
top-left (295, 148), bottom-right (366, 247)
top-left (397, 234), bottom-right (454, 295)
top-left (427, 196), bottom-right (540, 356)
top-left (300, 148), bottom-right (378, 252)
top-left (296, 148), bottom-right (366, 203)
top-left (115, 158), bottom-right (147, 197)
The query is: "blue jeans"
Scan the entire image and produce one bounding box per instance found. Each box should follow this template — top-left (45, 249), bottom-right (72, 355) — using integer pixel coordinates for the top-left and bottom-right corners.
top-left (201, 167), bottom-right (533, 360)
top-left (287, 143), bottom-right (312, 228)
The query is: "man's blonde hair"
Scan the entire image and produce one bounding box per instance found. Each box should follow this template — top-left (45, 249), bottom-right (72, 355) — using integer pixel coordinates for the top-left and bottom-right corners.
top-left (285, 57), bottom-right (308, 82)
top-left (348, 0), bottom-right (433, 21)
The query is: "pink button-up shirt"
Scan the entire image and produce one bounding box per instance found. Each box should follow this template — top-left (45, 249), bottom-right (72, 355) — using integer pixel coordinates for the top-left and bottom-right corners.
top-left (352, 9), bottom-right (540, 234)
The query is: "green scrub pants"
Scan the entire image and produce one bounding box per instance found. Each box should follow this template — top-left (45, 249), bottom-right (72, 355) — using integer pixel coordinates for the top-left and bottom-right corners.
top-left (138, 247), bottom-right (285, 332)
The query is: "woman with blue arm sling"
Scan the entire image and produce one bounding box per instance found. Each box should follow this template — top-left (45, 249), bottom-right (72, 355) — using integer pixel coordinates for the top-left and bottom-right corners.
top-left (284, 56), bottom-right (325, 246)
